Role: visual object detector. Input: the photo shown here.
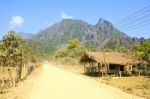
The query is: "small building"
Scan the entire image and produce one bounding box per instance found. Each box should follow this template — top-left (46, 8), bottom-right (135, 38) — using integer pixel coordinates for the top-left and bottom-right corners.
top-left (80, 52), bottom-right (142, 76)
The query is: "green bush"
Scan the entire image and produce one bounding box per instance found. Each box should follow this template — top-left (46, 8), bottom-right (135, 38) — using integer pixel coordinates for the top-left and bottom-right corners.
top-left (54, 39), bottom-right (86, 59)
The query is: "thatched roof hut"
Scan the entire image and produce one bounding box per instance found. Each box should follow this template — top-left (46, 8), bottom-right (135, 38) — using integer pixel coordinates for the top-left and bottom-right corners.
top-left (80, 52), bottom-right (141, 65)
top-left (80, 52), bottom-right (143, 76)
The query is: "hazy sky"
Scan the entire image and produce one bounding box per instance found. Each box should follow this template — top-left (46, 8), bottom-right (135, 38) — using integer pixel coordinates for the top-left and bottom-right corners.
top-left (0, 0), bottom-right (150, 38)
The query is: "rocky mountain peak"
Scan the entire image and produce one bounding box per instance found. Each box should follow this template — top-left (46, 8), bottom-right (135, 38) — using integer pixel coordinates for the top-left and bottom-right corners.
top-left (97, 18), bottom-right (113, 26)
top-left (34, 18), bottom-right (135, 49)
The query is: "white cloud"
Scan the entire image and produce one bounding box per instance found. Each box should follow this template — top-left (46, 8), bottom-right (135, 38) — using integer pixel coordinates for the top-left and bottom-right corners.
top-left (9, 16), bottom-right (24, 29)
top-left (60, 10), bottom-right (73, 19)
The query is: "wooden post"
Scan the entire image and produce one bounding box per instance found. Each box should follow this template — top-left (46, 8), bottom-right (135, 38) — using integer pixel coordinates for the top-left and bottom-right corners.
top-left (12, 70), bottom-right (16, 87)
top-left (119, 71), bottom-right (122, 77)
top-left (107, 64), bottom-right (109, 75)
top-left (130, 65), bottom-right (132, 71)
top-left (130, 65), bottom-right (132, 76)
top-left (98, 63), bottom-right (100, 75)
top-left (91, 62), bottom-right (94, 74)
top-left (84, 63), bottom-right (85, 72)
top-left (117, 66), bottom-right (120, 77)
top-left (107, 64), bottom-right (109, 72)
top-left (102, 64), bottom-right (104, 77)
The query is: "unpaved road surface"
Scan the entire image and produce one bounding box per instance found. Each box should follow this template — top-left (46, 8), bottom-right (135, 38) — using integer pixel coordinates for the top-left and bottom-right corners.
top-left (4, 62), bottom-right (145, 99)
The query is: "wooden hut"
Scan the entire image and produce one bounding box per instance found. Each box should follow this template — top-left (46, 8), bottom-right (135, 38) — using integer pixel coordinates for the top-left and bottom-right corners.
top-left (80, 52), bottom-right (142, 76)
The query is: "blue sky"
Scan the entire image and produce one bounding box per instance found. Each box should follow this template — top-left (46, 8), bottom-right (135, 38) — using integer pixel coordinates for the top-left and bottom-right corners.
top-left (0, 0), bottom-right (150, 39)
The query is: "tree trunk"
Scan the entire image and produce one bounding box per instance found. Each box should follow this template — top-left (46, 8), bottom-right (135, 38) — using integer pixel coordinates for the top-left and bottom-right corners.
top-left (18, 59), bottom-right (23, 81)
top-left (18, 64), bottom-right (22, 80)
top-left (138, 70), bottom-right (141, 76)
top-left (102, 66), bottom-right (104, 77)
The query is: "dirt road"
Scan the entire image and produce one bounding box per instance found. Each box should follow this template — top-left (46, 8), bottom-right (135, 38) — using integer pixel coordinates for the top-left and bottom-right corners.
top-left (4, 62), bottom-right (145, 99)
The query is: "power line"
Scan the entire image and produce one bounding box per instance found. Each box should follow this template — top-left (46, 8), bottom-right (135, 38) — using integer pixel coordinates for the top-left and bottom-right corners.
top-left (123, 20), bottom-right (150, 32)
top-left (120, 17), bottom-right (150, 30)
top-left (115, 9), bottom-right (150, 26)
top-left (115, 5), bottom-right (150, 25)
top-left (114, 5), bottom-right (150, 32)
top-left (119, 12), bottom-right (150, 27)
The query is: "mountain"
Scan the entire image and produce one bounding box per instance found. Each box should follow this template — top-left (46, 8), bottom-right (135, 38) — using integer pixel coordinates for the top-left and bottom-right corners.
top-left (17, 32), bottom-right (35, 39)
top-left (34, 18), bottom-right (136, 51)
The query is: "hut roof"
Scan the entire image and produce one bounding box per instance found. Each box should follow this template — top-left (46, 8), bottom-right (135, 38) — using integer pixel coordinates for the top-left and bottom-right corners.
top-left (80, 52), bottom-right (142, 65)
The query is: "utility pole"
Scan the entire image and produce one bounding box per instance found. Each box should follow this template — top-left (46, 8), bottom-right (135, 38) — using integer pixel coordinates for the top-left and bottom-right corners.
top-left (99, 32), bottom-right (105, 77)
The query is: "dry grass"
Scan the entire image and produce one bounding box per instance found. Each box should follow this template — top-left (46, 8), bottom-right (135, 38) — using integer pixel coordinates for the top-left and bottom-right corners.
top-left (0, 64), bottom-right (42, 99)
top-left (95, 76), bottom-right (150, 98)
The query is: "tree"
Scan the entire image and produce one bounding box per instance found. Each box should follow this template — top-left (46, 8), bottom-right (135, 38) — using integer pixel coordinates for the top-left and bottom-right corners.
top-left (55, 39), bottom-right (86, 58)
top-left (0, 41), bottom-right (5, 66)
top-left (2, 31), bottom-right (24, 81)
top-left (67, 39), bottom-right (81, 49)
top-left (115, 45), bottom-right (129, 53)
top-left (133, 39), bottom-right (150, 75)
top-left (134, 39), bottom-right (150, 61)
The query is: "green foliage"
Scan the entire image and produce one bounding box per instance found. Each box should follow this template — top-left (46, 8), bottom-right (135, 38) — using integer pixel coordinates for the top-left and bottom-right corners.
top-left (67, 39), bottom-right (81, 49)
top-left (0, 31), bottom-right (47, 81)
top-left (55, 39), bottom-right (86, 58)
top-left (55, 48), bottom-right (68, 57)
top-left (22, 39), bottom-right (55, 61)
top-left (133, 39), bottom-right (150, 76)
top-left (0, 31), bottom-right (24, 67)
top-left (134, 39), bottom-right (150, 61)
top-left (54, 39), bottom-right (86, 66)
top-left (0, 31), bottom-right (45, 66)
top-left (0, 31), bottom-right (26, 81)
top-left (115, 45), bottom-right (130, 53)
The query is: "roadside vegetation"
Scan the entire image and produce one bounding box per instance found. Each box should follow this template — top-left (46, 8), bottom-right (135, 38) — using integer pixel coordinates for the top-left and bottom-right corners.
top-left (53, 39), bottom-right (86, 66)
top-left (0, 31), bottom-right (42, 95)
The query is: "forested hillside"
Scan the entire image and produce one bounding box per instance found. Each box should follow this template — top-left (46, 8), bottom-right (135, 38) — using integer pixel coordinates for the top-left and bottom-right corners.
top-left (34, 18), bottom-right (139, 52)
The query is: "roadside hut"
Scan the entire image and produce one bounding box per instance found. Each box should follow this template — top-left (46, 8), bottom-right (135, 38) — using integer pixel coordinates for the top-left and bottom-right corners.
top-left (80, 52), bottom-right (142, 76)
